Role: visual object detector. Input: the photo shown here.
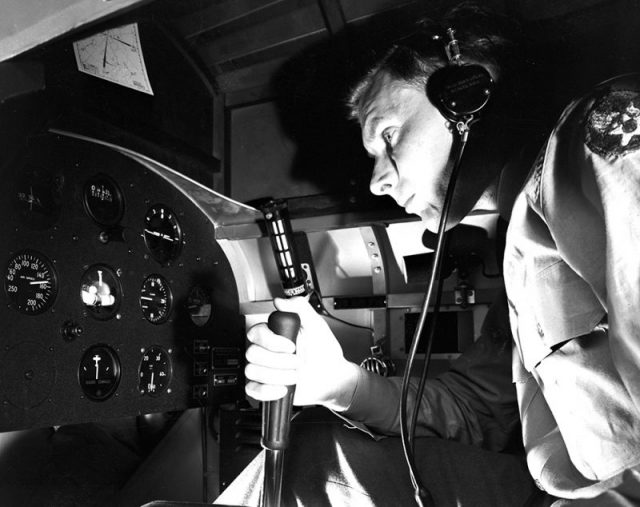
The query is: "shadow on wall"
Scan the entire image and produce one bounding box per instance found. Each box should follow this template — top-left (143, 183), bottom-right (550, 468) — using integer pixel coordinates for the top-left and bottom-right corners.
top-left (267, 8), bottom-right (428, 204)
top-left (247, 0), bottom-right (640, 214)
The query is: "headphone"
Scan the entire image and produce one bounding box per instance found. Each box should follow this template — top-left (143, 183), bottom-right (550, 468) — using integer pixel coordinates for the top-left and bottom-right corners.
top-left (400, 27), bottom-right (496, 507)
top-left (425, 28), bottom-right (494, 126)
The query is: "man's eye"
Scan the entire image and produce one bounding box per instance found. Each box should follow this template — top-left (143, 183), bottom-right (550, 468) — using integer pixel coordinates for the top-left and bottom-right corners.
top-left (382, 129), bottom-right (396, 148)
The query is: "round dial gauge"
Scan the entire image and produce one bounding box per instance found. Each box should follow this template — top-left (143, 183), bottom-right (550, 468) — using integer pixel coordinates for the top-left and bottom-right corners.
top-left (15, 166), bottom-right (64, 230)
top-left (139, 346), bottom-right (172, 396)
top-left (187, 286), bottom-right (212, 327)
top-left (140, 274), bottom-right (173, 324)
top-left (80, 264), bottom-right (122, 320)
top-left (78, 344), bottom-right (121, 401)
top-left (143, 204), bottom-right (183, 266)
top-left (83, 174), bottom-right (125, 226)
top-left (5, 250), bottom-right (58, 315)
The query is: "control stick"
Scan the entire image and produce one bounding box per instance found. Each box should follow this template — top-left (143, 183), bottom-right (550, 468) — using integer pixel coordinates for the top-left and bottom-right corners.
top-left (261, 310), bottom-right (300, 507)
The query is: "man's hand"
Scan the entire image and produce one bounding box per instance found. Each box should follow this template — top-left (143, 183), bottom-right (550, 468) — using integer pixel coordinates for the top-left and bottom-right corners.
top-left (244, 296), bottom-right (361, 411)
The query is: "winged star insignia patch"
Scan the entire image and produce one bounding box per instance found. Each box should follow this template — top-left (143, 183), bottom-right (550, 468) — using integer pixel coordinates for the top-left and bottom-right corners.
top-left (585, 90), bottom-right (640, 158)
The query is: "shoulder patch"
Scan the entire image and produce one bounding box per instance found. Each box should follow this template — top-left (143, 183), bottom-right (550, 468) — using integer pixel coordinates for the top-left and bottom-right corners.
top-left (585, 90), bottom-right (640, 158)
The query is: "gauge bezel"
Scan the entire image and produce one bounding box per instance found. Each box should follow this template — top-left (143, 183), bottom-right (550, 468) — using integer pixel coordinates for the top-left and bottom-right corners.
top-left (142, 204), bottom-right (183, 266)
top-left (4, 250), bottom-right (58, 315)
top-left (140, 274), bottom-right (173, 325)
top-left (77, 344), bottom-right (121, 401)
top-left (187, 285), bottom-right (212, 327)
top-left (15, 165), bottom-right (64, 231)
top-left (83, 173), bottom-right (125, 226)
top-left (138, 345), bottom-right (173, 397)
top-left (80, 264), bottom-right (123, 321)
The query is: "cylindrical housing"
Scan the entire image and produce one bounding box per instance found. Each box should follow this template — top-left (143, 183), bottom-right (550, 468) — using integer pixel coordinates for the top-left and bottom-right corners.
top-left (260, 199), bottom-right (308, 298)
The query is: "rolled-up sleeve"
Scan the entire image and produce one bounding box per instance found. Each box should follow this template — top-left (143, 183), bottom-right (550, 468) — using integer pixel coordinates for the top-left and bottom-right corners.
top-left (340, 290), bottom-right (521, 452)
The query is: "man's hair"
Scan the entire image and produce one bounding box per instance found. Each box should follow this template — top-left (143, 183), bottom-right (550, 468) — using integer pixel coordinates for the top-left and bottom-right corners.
top-left (346, 3), bottom-right (521, 121)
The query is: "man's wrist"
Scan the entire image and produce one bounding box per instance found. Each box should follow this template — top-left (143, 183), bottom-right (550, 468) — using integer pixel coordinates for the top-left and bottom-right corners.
top-left (323, 361), bottom-right (361, 412)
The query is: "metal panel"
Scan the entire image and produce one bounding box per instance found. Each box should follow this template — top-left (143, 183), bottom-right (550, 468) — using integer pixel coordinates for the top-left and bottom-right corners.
top-left (218, 57), bottom-right (288, 96)
top-left (340, 0), bottom-right (419, 23)
top-left (195, 0), bottom-right (324, 65)
top-left (177, 0), bottom-right (304, 40)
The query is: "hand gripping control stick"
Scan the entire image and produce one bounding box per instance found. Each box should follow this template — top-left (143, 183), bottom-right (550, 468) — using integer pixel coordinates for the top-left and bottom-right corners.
top-left (261, 311), bottom-right (300, 507)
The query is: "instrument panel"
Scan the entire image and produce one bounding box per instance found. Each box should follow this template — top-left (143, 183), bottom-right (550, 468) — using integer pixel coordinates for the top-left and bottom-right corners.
top-left (0, 132), bottom-right (244, 431)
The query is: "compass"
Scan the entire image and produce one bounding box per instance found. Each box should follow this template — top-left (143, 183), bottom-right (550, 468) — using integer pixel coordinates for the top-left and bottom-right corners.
top-left (72, 23), bottom-right (154, 95)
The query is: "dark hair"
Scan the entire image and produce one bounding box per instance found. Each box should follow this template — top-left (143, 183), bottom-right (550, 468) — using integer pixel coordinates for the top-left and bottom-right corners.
top-left (346, 4), bottom-right (523, 120)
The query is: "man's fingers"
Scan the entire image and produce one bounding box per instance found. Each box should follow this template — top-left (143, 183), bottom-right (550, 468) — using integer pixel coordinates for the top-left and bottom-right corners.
top-left (273, 296), bottom-right (317, 319)
top-left (245, 343), bottom-right (298, 370)
top-left (244, 363), bottom-right (297, 386)
top-left (247, 323), bottom-right (297, 353)
top-left (273, 297), bottom-right (327, 335)
top-left (245, 381), bottom-right (288, 401)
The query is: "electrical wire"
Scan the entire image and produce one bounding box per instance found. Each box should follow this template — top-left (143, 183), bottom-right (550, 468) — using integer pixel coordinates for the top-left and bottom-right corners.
top-left (322, 311), bottom-right (374, 331)
top-left (311, 289), bottom-right (374, 332)
top-left (399, 125), bottom-right (470, 507)
top-left (408, 264), bottom-right (446, 448)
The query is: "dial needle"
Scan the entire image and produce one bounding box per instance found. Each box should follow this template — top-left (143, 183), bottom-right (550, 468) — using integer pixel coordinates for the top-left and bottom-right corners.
top-left (93, 354), bottom-right (102, 380)
top-left (110, 35), bottom-right (134, 48)
top-left (144, 229), bottom-right (175, 242)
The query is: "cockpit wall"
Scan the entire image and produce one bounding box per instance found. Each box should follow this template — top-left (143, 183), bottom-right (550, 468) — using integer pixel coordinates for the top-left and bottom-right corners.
top-left (0, 130), bottom-right (246, 432)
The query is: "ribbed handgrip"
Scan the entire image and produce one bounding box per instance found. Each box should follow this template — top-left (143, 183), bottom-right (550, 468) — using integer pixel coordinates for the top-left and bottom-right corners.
top-left (261, 311), bottom-right (300, 451)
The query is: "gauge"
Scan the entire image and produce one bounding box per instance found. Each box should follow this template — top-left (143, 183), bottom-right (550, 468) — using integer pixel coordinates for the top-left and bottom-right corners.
top-left (80, 264), bottom-right (122, 320)
top-left (14, 165), bottom-right (63, 230)
top-left (138, 346), bottom-right (172, 396)
top-left (143, 204), bottom-right (183, 265)
top-left (140, 274), bottom-right (173, 324)
top-left (187, 286), bottom-right (212, 327)
top-left (5, 250), bottom-right (58, 315)
top-left (78, 344), bottom-right (121, 401)
top-left (83, 174), bottom-right (125, 226)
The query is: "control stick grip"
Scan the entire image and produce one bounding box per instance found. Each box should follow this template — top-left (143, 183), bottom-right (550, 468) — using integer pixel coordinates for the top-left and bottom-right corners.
top-left (261, 311), bottom-right (301, 451)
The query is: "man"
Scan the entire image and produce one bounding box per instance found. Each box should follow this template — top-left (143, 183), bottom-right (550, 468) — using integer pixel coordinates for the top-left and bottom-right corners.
top-left (219, 5), bottom-right (640, 506)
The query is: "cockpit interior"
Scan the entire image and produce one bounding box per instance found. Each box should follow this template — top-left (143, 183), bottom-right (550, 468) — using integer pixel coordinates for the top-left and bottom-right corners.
top-left (1, 0), bottom-right (638, 505)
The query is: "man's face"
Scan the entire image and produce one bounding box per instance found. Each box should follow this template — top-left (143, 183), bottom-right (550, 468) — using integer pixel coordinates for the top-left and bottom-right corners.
top-left (359, 71), bottom-right (455, 231)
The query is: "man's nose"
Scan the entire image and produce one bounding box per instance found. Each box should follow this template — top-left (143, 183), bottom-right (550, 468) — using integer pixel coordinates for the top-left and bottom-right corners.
top-left (369, 158), bottom-right (398, 196)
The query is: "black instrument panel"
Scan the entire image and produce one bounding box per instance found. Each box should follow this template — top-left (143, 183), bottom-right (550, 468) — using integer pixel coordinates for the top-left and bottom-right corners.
top-left (0, 133), bottom-right (244, 431)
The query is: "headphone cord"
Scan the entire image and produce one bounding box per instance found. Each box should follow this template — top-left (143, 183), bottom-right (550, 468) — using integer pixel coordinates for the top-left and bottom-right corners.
top-left (408, 266), bottom-right (446, 449)
top-left (399, 123), bottom-right (470, 507)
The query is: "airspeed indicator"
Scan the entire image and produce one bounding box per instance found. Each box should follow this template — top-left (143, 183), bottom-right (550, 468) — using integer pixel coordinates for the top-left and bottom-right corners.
top-left (4, 250), bottom-right (58, 315)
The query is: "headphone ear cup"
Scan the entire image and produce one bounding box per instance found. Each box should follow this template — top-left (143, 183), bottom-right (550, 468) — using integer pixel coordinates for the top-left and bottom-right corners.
top-left (426, 64), bottom-right (494, 122)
